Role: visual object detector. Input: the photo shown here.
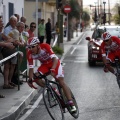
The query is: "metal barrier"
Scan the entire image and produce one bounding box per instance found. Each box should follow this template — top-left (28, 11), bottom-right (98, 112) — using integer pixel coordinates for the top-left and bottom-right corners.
top-left (0, 51), bottom-right (25, 90)
top-left (51, 31), bottom-right (59, 47)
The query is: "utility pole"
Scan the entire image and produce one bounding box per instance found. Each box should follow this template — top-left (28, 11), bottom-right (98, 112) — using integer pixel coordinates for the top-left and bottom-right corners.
top-left (103, 1), bottom-right (106, 25)
top-left (108, 0), bottom-right (110, 24)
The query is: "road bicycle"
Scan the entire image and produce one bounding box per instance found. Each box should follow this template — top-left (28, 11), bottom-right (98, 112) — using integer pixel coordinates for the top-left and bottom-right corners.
top-left (114, 57), bottom-right (120, 89)
top-left (30, 73), bottom-right (79, 120)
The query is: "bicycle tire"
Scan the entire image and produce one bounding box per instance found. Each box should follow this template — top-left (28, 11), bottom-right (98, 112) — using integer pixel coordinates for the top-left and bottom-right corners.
top-left (116, 75), bottom-right (120, 89)
top-left (43, 87), bottom-right (65, 120)
top-left (61, 88), bottom-right (79, 119)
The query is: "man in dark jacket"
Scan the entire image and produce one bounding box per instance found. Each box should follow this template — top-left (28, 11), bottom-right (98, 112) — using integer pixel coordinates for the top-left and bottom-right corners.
top-left (45, 18), bottom-right (52, 45)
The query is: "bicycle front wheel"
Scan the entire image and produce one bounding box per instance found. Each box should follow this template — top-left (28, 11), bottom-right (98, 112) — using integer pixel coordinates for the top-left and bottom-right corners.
top-left (43, 87), bottom-right (65, 120)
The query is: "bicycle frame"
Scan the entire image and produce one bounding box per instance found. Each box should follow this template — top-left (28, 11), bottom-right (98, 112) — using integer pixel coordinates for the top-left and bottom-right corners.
top-left (44, 77), bottom-right (66, 109)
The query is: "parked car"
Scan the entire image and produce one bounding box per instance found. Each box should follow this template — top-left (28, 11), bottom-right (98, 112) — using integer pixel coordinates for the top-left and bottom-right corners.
top-left (86, 25), bottom-right (120, 66)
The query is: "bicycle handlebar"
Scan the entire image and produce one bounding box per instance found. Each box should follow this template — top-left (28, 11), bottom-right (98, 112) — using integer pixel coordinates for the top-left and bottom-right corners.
top-left (28, 72), bottom-right (50, 89)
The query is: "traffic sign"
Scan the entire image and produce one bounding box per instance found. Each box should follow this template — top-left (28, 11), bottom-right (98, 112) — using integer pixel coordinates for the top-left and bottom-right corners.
top-left (64, 5), bottom-right (71, 13)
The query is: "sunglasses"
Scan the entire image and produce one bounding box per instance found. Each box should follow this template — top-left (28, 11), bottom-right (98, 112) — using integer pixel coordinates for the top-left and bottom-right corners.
top-left (30, 26), bottom-right (36, 28)
top-left (28, 45), bottom-right (37, 49)
top-left (104, 39), bottom-right (109, 42)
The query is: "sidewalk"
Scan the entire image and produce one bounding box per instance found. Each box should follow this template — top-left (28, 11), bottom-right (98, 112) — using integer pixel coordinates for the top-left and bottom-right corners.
top-left (0, 31), bottom-right (84, 120)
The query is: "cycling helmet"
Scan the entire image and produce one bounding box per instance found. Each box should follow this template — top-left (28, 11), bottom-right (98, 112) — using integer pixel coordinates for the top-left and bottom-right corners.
top-left (27, 37), bottom-right (40, 46)
top-left (101, 32), bottom-right (112, 41)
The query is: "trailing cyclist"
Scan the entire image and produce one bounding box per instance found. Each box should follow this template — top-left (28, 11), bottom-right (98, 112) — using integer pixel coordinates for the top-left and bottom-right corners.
top-left (27, 37), bottom-right (77, 112)
top-left (101, 32), bottom-right (120, 76)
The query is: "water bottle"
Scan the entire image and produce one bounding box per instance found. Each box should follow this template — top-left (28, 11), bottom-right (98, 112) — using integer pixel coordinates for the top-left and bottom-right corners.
top-left (53, 87), bottom-right (60, 96)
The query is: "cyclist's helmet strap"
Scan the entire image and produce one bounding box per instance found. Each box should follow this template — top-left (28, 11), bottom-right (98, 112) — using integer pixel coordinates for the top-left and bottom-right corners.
top-left (28, 37), bottom-right (40, 46)
top-left (102, 32), bottom-right (111, 41)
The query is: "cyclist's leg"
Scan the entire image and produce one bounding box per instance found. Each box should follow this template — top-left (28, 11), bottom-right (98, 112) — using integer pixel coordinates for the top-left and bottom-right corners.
top-left (105, 52), bottom-right (116, 75)
top-left (34, 64), bottom-right (49, 87)
top-left (54, 61), bottom-right (77, 112)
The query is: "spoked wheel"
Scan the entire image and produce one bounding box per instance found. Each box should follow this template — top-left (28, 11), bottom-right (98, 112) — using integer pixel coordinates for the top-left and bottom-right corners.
top-left (61, 88), bottom-right (79, 119)
top-left (43, 87), bottom-right (65, 120)
top-left (116, 74), bottom-right (120, 89)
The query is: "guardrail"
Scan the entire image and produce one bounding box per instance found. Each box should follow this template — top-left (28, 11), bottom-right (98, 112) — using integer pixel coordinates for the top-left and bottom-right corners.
top-left (0, 51), bottom-right (23, 90)
top-left (51, 31), bottom-right (59, 47)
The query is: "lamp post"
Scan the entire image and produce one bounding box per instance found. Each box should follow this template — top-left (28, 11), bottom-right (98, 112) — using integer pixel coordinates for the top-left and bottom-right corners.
top-left (90, 4), bottom-right (98, 23)
top-left (103, 1), bottom-right (106, 25)
top-left (118, 6), bottom-right (120, 24)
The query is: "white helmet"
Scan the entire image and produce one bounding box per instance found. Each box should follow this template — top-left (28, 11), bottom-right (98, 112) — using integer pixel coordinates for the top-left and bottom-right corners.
top-left (27, 37), bottom-right (40, 46)
top-left (101, 32), bottom-right (111, 41)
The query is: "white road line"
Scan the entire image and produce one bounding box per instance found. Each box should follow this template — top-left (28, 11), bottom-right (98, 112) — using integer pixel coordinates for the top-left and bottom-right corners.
top-left (18, 78), bottom-right (55, 120)
top-left (70, 47), bottom-right (76, 55)
top-left (70, 33), bottom-right (85, 55)
top-left (77, 33), bottom-right (85, 45)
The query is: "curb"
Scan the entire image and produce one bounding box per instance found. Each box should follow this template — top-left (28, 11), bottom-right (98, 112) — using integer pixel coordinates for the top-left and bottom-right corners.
top-left (0, 87), bottom-right (40, 120)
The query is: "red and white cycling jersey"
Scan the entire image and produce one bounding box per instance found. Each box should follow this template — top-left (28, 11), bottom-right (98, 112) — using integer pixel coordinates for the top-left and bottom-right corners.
top-left (27, 43), bottom-right (64, 78)
top-left (27, 43), bottom-right (57, 67)
top-left (101, 36), bottom-right (120, 62)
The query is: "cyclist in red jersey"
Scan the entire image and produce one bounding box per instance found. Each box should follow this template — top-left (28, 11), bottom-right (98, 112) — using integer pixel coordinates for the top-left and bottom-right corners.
top-left (101, 32), bottom-right (120, 75)
top-left (27, 37), bottom-right (76, 112)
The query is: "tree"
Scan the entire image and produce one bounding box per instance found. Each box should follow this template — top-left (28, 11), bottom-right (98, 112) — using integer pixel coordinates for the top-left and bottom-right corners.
top-left (111, 3), bottom-right (120, 24)
top-left (81, 11), bottom-right (90, 27)
top-left (68, 0), bottom-right (82, 41)
top-left (62, 0), bottom-right (82, 41)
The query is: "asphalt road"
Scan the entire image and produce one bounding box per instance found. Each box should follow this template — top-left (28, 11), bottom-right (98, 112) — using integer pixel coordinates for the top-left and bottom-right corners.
top-left (18, 30), bottom-right (120, 120)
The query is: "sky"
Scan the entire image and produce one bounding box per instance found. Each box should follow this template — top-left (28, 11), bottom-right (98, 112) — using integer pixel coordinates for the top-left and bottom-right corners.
top-left (83, 0), bottom-right (119, 8)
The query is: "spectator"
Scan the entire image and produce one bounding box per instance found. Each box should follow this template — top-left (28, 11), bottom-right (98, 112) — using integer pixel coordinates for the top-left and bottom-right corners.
top-left (28, 22), bottom-right (36, 38)
top-left (5, 14), bottom-right (20, 28)
top-left (45, 18), bottom-right (52, 45)
top-left (20, 16), bottom-right (28, 31)
top-left (38, 19), bottom-right (45, 43)
top-left (20, 16), bottom-right (29, 42)
top-left (64, 18), bottom-right (67, 37)
top-left (2, 15), bottom-right (18, 89)
top-left (0, 17), bottom-right (15, 97)
top-left (8, 22), bottom-right (26, 85)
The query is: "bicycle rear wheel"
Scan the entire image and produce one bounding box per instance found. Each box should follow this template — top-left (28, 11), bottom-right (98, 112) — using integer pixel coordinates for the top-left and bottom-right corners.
top-left (43, 87), bottom-right (65, 120)
top-left (61, 88), bottom-right (79, 119)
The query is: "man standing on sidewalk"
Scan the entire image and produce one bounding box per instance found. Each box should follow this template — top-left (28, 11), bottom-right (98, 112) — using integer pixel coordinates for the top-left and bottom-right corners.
top-left (45, 18), bottom-right (52, 45)
top-left (38, 19), bottom-right (45, 43)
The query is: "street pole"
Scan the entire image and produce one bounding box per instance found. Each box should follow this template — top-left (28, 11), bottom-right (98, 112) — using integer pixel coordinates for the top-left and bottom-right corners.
top-left (108, 0), bottom-right (110, 24)
top-left (103, 1), bottom-right (106, 25)
top-left (67, 13), bottom-right (68, 41)
top-left (35, 0), bottom-right (38, 66)
top-left (36, 0), bottom-right (38, 37)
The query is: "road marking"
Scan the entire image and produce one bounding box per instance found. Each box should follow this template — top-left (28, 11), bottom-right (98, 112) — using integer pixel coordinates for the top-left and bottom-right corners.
top-left (77, 33), bottom-right (85, 45)
top-left (70, 47), bottom-right (76, 55)
top-left (63, 60), bottom-right (87, 63)
top-left (18, 78), bottom-right (55, 120)
top-left (70, 33), bottom-right (85, 55)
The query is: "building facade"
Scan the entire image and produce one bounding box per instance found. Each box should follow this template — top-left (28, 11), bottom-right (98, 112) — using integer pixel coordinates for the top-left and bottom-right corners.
top-left (0, 0), bottom-right (24, 25)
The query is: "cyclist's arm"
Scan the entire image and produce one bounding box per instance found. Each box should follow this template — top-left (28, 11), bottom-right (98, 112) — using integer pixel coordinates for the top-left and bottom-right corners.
top-left (51, 57), bottom-right (58, 69)
top-left (29, 68), bottom-right (34, 80)
top-left (27, 50), bottom-right (34, 79)
top-left (100, 42), bottom-right (107, 65)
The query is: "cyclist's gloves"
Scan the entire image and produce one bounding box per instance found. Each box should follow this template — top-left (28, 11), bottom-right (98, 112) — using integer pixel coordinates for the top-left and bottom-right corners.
top-left (27, 78), bottom-right (37, 89)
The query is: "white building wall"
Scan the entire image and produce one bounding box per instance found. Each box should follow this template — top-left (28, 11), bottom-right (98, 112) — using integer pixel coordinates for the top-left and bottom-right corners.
top-left (0, 0), bottom-right (24, 25)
